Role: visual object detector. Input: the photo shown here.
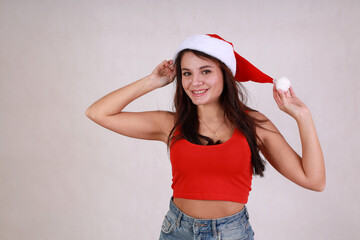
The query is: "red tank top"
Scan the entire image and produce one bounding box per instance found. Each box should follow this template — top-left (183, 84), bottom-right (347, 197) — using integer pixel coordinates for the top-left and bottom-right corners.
top-left (169, 119), bottom-right (253, 203)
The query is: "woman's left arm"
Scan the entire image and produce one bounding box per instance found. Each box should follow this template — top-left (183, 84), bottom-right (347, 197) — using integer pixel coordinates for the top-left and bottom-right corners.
top-left (255, 85), bottom-right (326, 191)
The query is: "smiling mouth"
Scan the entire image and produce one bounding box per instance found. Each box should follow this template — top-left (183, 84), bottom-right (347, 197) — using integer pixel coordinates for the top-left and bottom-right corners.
top-left (191, 89), bottom-right (208, 97)
top-left (192, 89), bottom-right (207, 94)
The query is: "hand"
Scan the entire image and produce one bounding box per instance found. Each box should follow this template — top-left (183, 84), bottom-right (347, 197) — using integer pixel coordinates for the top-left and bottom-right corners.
top-left (150, 60), bottom-right (176, 88)
top-left (273, 84), bottom-right (309, 119)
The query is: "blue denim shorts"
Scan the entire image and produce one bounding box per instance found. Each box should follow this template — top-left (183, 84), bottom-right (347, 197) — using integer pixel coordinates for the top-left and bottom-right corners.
top-left (159, 196), bottom-right (255, 240)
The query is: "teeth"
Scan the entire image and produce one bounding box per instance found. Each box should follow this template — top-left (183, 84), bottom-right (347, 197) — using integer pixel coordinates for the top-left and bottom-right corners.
top-left (193, 90), bottom-right (206, 94)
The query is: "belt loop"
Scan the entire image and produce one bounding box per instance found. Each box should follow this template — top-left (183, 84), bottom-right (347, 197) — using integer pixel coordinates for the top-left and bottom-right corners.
top-left (175, 211), bottom-right (182, 228)
top-left (245, 206), bottom-right (249, 219)
top-left (212, 219), bottom-right (217, 237)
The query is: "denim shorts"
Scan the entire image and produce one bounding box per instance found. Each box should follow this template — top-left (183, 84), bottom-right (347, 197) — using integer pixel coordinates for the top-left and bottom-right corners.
top-left (159, 196), bottom-right (255, 240)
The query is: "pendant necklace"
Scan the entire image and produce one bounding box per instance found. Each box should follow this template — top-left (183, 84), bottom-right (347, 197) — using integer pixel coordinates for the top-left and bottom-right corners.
top-left (199, 117), bottom-right (226, 140)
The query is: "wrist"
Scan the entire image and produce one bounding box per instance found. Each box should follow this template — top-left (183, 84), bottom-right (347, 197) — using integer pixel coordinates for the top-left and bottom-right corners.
top-left (144, 74), bottom-right (161, 90)
top-left (295, 107), bottom-right (311, 122)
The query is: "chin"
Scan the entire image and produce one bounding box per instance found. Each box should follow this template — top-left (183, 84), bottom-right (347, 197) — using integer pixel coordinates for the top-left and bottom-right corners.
top-left (190, 98), bottom-right (206, 106)
top-left (191, 99), bottom-right (215, 106)
top-left (187, 93), bottom-right (220, 106)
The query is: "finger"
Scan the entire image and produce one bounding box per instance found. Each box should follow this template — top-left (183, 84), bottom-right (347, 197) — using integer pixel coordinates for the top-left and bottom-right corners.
top-left (273, 86), bottom-right (282, 103)
top-left (289, 86), bottom-right (296, 97)
top-left (171, 69), bottom-right (177, 80)
top-left (285, 90), bottom-right (290, 98)
top-left (277, 89), bottom-right (285, 101)
top-left (273, 91), bottom-right (281, 104)
top-left (273, 84), bottom-right (280, 97)
top-left (159, 60), bottom-right (167, 69)
top-left (272, 84), bottom-right (279, 96)
top-left (273, 84), bottom-right (282, 95)
top-left (272, 85), bottom-right (277, 96)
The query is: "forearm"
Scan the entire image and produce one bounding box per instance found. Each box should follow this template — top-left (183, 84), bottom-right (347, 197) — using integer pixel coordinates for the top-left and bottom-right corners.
top-left (295, 109), bottom-right (326, 190)
top-left (86, 75), bottom-right (158, 118)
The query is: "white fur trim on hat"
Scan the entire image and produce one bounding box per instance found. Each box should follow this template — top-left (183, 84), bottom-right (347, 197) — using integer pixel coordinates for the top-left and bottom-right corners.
top-left (173, 34), bottom-right (237, 76)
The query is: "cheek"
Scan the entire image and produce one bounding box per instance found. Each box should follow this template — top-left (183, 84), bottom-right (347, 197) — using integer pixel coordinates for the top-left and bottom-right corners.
top-left (219, 81), bottom-right (224, 92)
top-left (216, 74), bottom-right (224, 92)
top-left (209, 77), bottom-right (224, 91)
top-left (181, 79), bottom-right (190, 90)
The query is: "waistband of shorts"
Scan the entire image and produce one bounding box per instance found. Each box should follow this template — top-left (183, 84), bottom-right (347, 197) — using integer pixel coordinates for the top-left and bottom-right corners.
top-left (169, 196), bottom-right (249, 224)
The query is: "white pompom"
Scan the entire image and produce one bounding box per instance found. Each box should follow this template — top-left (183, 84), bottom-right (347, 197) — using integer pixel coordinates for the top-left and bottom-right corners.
top-left (274, 77), bottom-right (291, 92)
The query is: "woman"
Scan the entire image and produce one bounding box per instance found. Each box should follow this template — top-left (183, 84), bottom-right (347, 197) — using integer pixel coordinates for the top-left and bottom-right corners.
top-left (86, 34), bottom-right (326, 240)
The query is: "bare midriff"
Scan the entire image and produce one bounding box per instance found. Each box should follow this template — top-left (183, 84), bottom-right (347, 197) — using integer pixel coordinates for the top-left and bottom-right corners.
top-left (173, 197), bottom-right (245, 219)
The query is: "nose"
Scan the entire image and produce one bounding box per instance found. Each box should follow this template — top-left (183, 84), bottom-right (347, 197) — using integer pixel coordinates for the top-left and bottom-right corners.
top-left (190, 73), bottom-right (204, 87)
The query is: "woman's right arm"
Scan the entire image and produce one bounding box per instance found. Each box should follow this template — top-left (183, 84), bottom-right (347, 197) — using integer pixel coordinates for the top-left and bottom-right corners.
top-left (85, 60), bottom-right (176, 143)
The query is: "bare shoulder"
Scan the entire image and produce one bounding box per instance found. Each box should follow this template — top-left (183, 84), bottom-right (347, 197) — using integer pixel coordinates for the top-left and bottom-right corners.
top-left (157, 110), bottom-right (175, 129)
top-left (246, 110), bottom-right (281, 146)
top-left (247, 110), bottom-right (270, 123)
top-left (156, 111), bottom-right (176, 142)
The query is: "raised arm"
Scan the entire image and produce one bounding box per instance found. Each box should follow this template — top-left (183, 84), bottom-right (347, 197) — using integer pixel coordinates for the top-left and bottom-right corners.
top-left (253, 85), bottom-right (326, 192)
top-left (85, 60), bottom-right (176, 143)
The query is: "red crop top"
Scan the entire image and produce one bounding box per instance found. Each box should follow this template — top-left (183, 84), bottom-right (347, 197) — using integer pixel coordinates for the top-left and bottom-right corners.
top-left (169, 123), bottom-right (253, 204)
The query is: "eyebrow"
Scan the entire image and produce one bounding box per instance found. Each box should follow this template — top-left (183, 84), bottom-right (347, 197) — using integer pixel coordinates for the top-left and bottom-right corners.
top-left (181, 65), bottom-right (213, 71)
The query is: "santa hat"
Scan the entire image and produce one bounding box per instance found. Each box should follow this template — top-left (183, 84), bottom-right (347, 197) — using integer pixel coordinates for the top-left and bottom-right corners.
top-left (173, 34), bottom-right (290, 90)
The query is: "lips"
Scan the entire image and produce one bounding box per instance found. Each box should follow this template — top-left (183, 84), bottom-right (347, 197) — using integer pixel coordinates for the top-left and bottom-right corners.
top-left (191, 89), bottom-right (208, 97)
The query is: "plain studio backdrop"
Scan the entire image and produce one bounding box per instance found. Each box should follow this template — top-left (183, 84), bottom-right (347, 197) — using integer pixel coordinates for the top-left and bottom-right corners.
top-left (0, 0), bottom-right (359, 239)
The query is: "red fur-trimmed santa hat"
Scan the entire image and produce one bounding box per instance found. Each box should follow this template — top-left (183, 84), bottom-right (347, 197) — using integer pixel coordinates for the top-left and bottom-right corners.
top-left (173, 34), bottom-right (290, 90)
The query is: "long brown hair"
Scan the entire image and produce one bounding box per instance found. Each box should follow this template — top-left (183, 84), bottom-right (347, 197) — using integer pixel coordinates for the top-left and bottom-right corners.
top-left (167, 49), bottom-right (276, 177)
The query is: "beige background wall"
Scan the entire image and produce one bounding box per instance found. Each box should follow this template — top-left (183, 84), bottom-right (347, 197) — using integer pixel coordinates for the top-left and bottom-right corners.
top-left (1, 0), bottom-right (359, 239)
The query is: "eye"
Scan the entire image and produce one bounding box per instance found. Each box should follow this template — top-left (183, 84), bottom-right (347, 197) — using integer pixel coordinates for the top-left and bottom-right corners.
top-left (202, 70), bottom-right (211, 74)
top-left (183, 72), bottom-right (191, 76)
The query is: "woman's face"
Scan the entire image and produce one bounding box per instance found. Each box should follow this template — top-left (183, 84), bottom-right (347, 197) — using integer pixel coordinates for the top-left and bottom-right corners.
top-left (180, 51), bottom-right (224, 107)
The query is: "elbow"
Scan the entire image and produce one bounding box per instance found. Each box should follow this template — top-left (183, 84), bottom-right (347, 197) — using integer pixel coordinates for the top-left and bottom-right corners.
top-left (85, 107), bottom-right (94, 119)
top-left (85, 107), bottom-right (110, 121)
top-left (314, 184), bottom-right (325, 192)
top-left (312, 180), bottom-right (326, 192)
top-left (304, 176), bottom-right (326, 192)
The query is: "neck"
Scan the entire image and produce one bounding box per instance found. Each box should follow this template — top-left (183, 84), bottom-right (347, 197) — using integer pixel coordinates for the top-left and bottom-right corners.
top-left (197, 102), bottom-right (225, 122)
